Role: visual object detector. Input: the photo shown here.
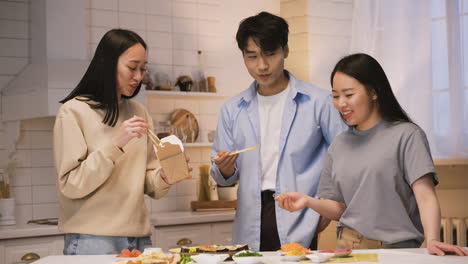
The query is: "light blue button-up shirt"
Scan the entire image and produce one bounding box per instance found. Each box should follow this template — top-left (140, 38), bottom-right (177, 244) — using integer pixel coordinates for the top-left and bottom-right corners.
top-left (210, 72), bottom-right (347, 251)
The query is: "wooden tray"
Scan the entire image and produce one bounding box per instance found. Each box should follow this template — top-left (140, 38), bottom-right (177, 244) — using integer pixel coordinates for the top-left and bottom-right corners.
top-left (190, 200), bottom-right (237, 211)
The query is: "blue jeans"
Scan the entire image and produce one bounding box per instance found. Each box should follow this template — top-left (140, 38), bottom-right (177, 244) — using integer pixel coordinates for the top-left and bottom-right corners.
top-left (63, 233), bottom-right (152, 255)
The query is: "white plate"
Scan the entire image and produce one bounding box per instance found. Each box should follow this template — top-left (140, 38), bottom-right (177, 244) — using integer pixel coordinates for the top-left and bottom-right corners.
top-left (190, 253), bottom-right (229, 264)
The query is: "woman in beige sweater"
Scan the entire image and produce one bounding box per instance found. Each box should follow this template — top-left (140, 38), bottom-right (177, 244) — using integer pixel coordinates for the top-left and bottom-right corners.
top-left (53, 29), bottom-right (190, 255)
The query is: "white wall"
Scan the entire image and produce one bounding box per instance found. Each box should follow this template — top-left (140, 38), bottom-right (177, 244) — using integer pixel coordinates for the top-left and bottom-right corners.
top-left (0, 0), bottom-right (353, 223)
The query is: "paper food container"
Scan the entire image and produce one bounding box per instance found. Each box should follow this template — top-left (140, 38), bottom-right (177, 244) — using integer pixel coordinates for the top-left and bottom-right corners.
top-left (155, 135), bottom-right (189, 184)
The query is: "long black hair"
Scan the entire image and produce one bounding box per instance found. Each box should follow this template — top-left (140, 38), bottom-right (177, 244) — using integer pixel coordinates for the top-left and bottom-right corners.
top-left (60, 29), bottom-right (147, 127)
top-left (331, 53), bottom-right (413, 123)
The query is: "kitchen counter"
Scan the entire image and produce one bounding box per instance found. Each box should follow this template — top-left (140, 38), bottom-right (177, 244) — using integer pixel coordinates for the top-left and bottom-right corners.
top-left (28, 248), bottom-right (468, 264)
top-left (0, 210), bottom-right (236, 240)
top-left (151, 210), bottom-right (235, 227)
top-left (0, 223), bottom-right (61, 240)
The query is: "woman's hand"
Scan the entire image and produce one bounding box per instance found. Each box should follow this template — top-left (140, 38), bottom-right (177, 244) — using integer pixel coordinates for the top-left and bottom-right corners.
top-left (213, 150), bottom-right (238, 178)
top-left (161, 156), bottom-right (193, 185)
top-left (275, 192), bottom-right (311, 212)
top-left (113, 116), bottom-right (149, 149)
top-left (427, 239), bottom-right (468, 256)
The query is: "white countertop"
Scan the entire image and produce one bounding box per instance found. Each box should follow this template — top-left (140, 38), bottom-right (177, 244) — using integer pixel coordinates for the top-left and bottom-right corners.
top-left (0, 210), bottom-right (236, 240)
top-left (30, 248), bottom-right (468, 264)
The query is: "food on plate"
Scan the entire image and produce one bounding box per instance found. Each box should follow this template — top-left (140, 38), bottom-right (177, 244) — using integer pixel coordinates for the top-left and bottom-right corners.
top-left (281, 249), bottom-right (307, 256)
top-left (177, 254), bottom-right (194, 264)
top-left (279, 242), bottom-right (309, 252)
top-left (198, 245), bottom-right (218, 252)
top-left (234, 251), bottom-right (263, 257)
top-left (178, 244), bottom-right (249, 254)
top-left (319, 249), bottom-right (352, 257)
top-left (117, 249), bottom-right (142, 258)
top-left (116, 251), bottom-right (180, 264)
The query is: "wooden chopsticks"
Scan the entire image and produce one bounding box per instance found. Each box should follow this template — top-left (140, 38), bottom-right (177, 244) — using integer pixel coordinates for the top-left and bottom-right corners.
top-left (147, 129), bottom-right (163, 147)
top-left (211, 145), bottom-right (260, 160)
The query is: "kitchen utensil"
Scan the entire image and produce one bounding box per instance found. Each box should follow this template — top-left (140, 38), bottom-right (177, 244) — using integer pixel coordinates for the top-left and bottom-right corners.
top-left (211, 145), bottom-right (260, 160)
top-left (170, 109), bottom-right (199, 143)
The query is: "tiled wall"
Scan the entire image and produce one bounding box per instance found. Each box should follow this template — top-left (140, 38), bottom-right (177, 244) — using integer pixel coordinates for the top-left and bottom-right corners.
top-left (281, 0), bottom-right (353, 89)
top-left (0, 0), bottom-right (28, 92)
top-left (0, 0), bottom-right (279, 224)
top-left (0, 0), bottom-right (353, 224)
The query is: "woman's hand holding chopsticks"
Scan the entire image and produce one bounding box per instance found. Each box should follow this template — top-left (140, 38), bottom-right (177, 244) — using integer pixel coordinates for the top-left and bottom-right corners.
top-left (113, 116), bottom-right (149, 149)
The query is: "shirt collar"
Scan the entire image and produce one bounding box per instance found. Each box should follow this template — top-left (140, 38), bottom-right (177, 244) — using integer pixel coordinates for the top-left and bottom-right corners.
top-left (238, 70), bottom-right (312, 105)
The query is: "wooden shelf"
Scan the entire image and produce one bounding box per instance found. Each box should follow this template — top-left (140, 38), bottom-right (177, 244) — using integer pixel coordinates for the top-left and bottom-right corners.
top-left (184, 142), bottom-right (213, 148)
top-left (145, 90), bottom-right (228, 99)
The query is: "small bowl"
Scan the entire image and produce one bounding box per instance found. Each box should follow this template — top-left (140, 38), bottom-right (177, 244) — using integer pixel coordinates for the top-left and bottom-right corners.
top-left (232, 251), bottom-right (264, 264)
top-left (190, 253), bottom-right (229, 264)
top-left (319, 249), bottom-right (352, 257)
top-left (306, 253), bottom-right (334, 263)
top-left (232, 256), bottom-right (264, 264)
top-left (280, 254), bottom-right (307, 262)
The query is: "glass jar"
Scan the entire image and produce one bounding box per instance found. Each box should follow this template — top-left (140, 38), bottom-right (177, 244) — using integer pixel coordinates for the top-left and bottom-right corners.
top-left (154, 121), bottom-right (174, 139)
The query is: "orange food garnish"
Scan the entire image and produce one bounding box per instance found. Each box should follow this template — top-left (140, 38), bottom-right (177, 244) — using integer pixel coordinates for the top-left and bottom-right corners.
top-left (117, 248), bottom-right (142, 258)
top-left (130, 249), bottom-right (141, 257)
top-left (280, 242), bottom-right (309, 252)
top-left (118, 249), bottom-right (131, 257)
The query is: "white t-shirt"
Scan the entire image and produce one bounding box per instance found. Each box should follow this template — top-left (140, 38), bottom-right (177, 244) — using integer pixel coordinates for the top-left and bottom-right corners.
top-left (257, 84), bottom-right (290, 191)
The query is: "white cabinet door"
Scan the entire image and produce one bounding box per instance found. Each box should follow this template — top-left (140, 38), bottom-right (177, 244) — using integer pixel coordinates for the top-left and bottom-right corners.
top-left (153, 224), bottom-right (211, 251)
top-left (5, 243), bottom-right (50, 264)
top-left (0, 235), bottom-right (64, 264)
top-left (211, 222), bottom-right (233, 245)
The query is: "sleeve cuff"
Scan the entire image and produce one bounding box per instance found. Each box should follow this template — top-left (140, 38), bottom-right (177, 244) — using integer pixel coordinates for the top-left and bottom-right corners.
top-left (102, 143), bottom-right (124, 163)
top-left (212, 165), bottom-right (238, 186)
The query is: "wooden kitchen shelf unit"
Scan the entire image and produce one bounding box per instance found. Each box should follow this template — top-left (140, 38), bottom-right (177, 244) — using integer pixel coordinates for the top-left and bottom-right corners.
top-left (145, 90), bottom-right (228, 99)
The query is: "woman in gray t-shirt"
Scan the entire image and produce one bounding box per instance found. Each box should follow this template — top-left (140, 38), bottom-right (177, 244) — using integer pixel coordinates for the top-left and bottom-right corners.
top-left (275, 53), bottom-right (467, 256)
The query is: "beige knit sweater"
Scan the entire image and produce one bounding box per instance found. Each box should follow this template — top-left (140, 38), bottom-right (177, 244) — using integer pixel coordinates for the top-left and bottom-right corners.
top-left (53, 97), bottom-right (170, 237)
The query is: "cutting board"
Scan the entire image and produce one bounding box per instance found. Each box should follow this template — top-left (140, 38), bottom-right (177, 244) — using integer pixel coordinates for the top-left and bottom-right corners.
top-left (170, 109), bottom-right (199, 143)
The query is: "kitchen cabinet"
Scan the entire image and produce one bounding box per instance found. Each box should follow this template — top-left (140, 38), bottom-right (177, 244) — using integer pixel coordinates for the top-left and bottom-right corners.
top-left (153, 221), bottom-right (233, 251)
top-left (0, 235), bottom-right (63, 264)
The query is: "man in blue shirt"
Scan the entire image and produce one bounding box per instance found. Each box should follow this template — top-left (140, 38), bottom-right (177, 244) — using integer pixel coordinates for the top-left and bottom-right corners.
top-left (210, 12), bottom-right (347, 251)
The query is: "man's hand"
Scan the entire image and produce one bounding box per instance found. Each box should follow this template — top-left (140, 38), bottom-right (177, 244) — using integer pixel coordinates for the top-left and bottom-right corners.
top-left (213, 150), bottom-right (238, 178)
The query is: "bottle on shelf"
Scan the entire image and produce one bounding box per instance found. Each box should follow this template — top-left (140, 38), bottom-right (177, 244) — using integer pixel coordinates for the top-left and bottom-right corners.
top-left (192, 50), bottom-right (207, 92)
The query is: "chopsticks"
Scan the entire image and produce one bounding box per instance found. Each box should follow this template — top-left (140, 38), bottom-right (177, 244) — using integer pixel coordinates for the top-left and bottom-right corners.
top-left (147, 128), bottom-right (163, 147)
top-left (212, 145), bottom-right (260, 160)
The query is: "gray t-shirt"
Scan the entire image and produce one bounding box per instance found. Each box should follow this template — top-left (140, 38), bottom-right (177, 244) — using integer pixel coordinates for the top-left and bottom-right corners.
top-left (317, 120), bottom-right (437, 247)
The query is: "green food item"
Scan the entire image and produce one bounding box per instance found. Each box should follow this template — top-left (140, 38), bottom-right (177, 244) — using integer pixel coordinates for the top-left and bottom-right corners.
top-left (235, 251), bottom-right (263, 257)
top-left (178, 254), bottom-right (194, 264)
top-left (188, 247), bottom-right (197, 253)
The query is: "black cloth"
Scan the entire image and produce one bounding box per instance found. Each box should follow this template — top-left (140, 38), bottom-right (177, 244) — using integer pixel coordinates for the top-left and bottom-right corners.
top-left (259, 190), bottom-right (318, 251)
